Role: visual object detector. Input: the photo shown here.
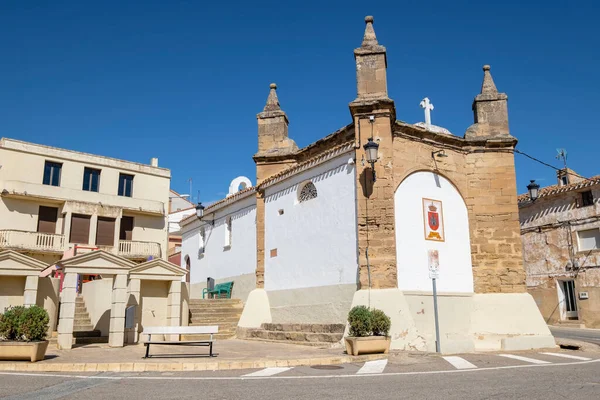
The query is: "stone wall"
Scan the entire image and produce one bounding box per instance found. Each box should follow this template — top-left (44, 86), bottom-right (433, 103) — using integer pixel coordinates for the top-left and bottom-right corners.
top-left (520, 185), bottom-right (600, 327)
top-left (391, 128), bottom-right (525, 293)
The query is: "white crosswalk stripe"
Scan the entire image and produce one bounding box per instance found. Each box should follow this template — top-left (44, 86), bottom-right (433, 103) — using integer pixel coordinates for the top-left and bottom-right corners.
top-left (357, 359), bottom-right (388, 374)
top-left (498, 354), bottom-right (550, 364)
top-left (539, 352), bottom-right (592, 361)
top-left (442, 356), bottom-right (477, 369)
top-left (242, 367), bottom-right (292, 377)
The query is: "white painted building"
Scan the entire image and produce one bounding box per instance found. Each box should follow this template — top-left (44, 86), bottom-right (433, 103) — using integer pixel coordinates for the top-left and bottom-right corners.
top-left (180, 185), bottom-right (257, 301)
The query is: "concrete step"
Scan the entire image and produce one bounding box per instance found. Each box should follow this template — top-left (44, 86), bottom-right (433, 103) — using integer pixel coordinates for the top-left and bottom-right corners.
top-left (190, 309), bottom-right (242, 318)
top-left (74, 312), bottom-right (90, 318)
top-left (74, 319), bottom-right (92, 326)
top-left (244, 329), bottom-right (343, 343)
top-left (242, 337), bottom-right (338, 348)
top-left (555, 322), bottom-right (586, 329)
top-left (189, 317), bottom-right (241, 325)
top-left (73, 326), bottom-right (96, 333)
top-left (189, 304), bottom-right (244, 312)
top-left (261, 323), bottom-right (346, 334)
top-left (189, 299), bottom-right (244, 307)
top-left (49, 336), bottom-right (108, 346)
top-left (74, 336), bottom-right (108, 345)
top-left (73, 330), bottom-right (102, 338)
top-left (189, 298), bottom-right (242, 304)
top-left (188, 324), bottom-right (237, 333)
top-left (181, 333), bottom-right (236, 340)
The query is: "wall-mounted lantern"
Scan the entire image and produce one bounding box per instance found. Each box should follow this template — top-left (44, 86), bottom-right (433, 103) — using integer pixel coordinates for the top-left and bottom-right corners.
top-left (527, 180), bottom-right (540, 202)
top-left (363, 138), bottom-right (379, 182)
top-left (196, 202), bottom-right (205, 218)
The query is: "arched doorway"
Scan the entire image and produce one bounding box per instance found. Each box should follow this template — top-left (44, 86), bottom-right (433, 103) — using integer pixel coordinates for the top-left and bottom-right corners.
top-left (394, 171), bottom-right (473, 293)
top-left (184, 255), bottom-right (191, 283)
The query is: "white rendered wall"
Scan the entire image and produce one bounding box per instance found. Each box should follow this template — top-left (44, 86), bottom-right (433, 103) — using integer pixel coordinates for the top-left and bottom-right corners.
top-left (181, 195), bottom-right (257, 297)
top-left (264, 153), bottom-right (358, 291)
top-left (168, 208), bottom-right (196, 233)
top-left (395, 171), bottom-right (474, 293)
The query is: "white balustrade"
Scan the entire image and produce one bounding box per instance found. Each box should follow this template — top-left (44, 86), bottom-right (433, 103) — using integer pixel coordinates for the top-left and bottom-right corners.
top-left (0, 230), bottom-right (65, 253)
top-left (118, 240), bottom-right (161, 259)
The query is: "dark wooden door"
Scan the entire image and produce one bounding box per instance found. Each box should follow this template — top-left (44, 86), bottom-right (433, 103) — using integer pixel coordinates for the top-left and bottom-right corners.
top-left (120, 216), bottom-right (134, 240)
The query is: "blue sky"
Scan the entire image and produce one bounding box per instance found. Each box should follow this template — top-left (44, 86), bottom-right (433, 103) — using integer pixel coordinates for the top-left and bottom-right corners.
top-left (1, 1), bottom-right (598, 203)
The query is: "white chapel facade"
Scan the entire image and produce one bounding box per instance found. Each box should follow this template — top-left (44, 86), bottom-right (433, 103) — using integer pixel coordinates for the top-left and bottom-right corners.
top-left (180, 16), bottom-right (554, 352)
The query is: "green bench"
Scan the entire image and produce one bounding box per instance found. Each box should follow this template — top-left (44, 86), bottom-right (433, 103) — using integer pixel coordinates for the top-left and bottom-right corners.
top-left (202, 281), bottom-right (234, 299)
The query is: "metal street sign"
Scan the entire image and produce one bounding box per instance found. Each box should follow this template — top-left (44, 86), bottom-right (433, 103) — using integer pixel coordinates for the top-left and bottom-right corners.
top-left (428, 249), bottom-right (440, 280)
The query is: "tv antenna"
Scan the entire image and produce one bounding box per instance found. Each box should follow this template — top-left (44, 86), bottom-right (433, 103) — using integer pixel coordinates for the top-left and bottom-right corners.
top-left (556, 148), bottom-right (568, 169)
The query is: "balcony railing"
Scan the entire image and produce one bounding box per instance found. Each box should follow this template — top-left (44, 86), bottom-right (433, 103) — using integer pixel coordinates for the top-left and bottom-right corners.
top-left (118, 240), bottom-right (161, 259)
top-left (0, 230), bottom-right (65, 253)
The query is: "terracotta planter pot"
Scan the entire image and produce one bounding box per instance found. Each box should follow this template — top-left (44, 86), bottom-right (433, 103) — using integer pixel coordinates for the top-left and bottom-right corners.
top-left (345, 336), bottom-right (390, 356)
top-left (0, 340), bottom-right (49, 362)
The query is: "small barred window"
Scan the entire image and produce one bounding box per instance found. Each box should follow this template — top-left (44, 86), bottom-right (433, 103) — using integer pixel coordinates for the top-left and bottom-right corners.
top-left (298, 182), bottom-right (318, 202)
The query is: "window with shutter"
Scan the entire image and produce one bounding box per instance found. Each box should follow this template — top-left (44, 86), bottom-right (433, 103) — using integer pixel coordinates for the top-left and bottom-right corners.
top-left (37, 206), bottom-right (58, 234)
top-left (118, 174), bottom-right (134, 197)
top-left (581, 191), bottom-right (594, 207)
top-left (43, 161), bottom-right (62, 187)
top-left (70, 214), bottom-right (91, 244)
top-left (96, 217), bottom-right (116, 246)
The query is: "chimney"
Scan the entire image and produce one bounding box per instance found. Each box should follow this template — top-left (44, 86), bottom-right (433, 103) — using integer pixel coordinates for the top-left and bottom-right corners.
top-left (150, 157), bottom-right (159, 167)
top-left (465, 65), bottom-right (511, 139)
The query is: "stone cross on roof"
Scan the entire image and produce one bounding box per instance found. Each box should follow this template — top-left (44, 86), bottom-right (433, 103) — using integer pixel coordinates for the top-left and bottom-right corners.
top-left (420, 97), bottom-right (434, 127)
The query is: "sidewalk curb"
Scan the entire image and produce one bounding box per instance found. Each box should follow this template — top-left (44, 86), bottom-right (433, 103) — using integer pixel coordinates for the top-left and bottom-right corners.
top-left (0, 354), bottom-right (387, 373)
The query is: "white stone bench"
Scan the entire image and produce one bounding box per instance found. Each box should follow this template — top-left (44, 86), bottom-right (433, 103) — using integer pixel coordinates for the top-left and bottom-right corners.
top-left (142, 326), bottom-right (218, 358)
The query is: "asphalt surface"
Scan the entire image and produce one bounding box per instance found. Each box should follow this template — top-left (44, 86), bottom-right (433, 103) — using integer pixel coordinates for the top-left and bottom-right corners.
top-left (1, 350), bottom-right (599, 399)
top-left (550, 326), bottom-right (600, 345)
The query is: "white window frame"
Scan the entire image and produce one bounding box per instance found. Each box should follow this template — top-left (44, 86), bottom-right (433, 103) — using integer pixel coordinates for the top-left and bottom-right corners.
top-left (198, 226), bottom-right (206, 257)
top-left (577, 228), bottom-right (600, 252)
top-left (224, 216), bottom-right (232, 249)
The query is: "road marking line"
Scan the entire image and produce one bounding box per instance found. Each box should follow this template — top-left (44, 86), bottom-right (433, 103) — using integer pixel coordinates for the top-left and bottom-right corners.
top-left (498, 354), bottom-right (550, 364)
top-left (242, 367), bottom-right (292, 377)
top-left (356, 359), bottom-right (388, 374)
top-left (539, 352), bottom-right (592, 361)
top-left (1, 359), bottom-right (599, 381)
top-left (442, 356), bottom-right (477, 369)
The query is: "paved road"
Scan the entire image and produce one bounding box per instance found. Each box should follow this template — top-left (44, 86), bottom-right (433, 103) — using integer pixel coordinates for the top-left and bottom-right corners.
top-left (550, 326), bottom-right (600, 345)
top-left (1, 350), bottom-right (599, 399)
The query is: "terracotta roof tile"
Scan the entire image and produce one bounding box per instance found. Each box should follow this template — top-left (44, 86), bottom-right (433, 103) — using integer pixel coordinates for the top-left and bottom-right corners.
top-left (518, 175), bottom-right (600, 203)
top-left (258, 141), bottom-right (355, 188)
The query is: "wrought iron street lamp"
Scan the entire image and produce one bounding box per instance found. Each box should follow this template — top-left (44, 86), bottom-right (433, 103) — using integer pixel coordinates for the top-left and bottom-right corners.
top-left (196, 202), bottom-right (205, 218)
top-left (527, 180), bottom-right (540, 202)
top-left (363, 137), bottom-right (379, 182)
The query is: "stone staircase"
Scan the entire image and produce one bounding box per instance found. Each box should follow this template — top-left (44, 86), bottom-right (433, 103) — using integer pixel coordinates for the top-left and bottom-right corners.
top-left (555, 320), bottom-right (586, 329)
top-left (49, 296), bottom-right (107, 347)
top-left (240, 323), bottom-right (345, 347)
top-left (183, 298), bottom-right (244, 340)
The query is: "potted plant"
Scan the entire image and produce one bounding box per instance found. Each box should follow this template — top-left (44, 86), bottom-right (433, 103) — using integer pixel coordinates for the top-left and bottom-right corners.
top-left (0, 305), bottom-right (50, 362)
top-left (344, 306), bottom-right (391, 356)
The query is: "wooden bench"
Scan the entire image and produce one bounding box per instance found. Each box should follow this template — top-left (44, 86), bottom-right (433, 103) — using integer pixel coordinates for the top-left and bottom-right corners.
top-left (202, 281), bottom-right (234, 299)
top-left (142, 326), bottom-right (218, 358)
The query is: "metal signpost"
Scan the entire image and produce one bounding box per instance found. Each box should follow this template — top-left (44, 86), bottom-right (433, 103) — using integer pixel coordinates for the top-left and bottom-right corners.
top-left (428, 250), bottom-right (441, 353)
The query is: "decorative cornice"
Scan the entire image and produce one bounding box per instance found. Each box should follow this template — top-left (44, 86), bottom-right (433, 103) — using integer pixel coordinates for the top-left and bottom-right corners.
top-left (258, 141), bottom-right (354, 190)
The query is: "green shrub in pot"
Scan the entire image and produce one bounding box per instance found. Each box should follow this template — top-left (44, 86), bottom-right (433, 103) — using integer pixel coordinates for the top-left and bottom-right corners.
top-left (17, 306), bottom-right (49, 342)
top-left (371, 308), bottom-right (391, 336)
top-left (0, 306), bottom-right (26, 341)
top-left (347, 305), bottom-right (373, 337)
